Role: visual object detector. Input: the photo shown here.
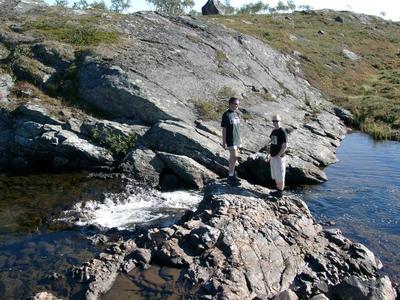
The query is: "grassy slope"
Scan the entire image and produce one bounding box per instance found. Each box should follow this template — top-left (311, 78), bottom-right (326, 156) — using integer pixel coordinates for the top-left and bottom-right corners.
top-left (206, 11), bottom-right (400, 140)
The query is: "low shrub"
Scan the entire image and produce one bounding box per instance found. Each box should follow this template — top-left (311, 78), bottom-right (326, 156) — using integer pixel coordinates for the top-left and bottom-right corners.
top-left (22, 14), bottom-right (119, 47)
top-left (91, 127), bottom-right (137, 157)
top-left (194, 99), bottom-right (226, 121)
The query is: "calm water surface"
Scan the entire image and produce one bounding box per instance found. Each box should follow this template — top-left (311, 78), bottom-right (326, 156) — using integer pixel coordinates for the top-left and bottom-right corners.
top-left (302, 131), bottom-right (400, 283)
top-left (0, 172), bottom-right (125, 299)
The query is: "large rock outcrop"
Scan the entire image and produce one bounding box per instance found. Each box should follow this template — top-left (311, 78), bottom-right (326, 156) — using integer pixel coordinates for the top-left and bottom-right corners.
top-left (0, 7), bottom-right (349, 184)
top-left (62, 180), bottom-right (397, 299)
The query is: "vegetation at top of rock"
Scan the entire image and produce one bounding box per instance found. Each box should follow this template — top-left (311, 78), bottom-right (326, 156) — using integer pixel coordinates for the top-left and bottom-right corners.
top-left (236, 0), bottom-right (296, 15)
top-left (217, 86), bottom-right (236, 98)
top-left (91, 127), bottom-right (137, 158)
top-left (54, 0), bottom-right (130, 12)
top-left (207, 11), bottom-right (400, 140)
top-left (21, 12), bottom-right (119, 47)
top-left (5, 80), bottom-right (89, 121)
top-left (145, 0), bottom-right (195, 16)
top-left (347, 69), bottom-right (400, 140)
top-left (194, 99), bottom-right (226, 121)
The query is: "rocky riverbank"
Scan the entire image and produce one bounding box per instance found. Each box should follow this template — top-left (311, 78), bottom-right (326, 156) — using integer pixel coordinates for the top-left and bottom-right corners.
top-left (34, 179), bottom-right (397, 299)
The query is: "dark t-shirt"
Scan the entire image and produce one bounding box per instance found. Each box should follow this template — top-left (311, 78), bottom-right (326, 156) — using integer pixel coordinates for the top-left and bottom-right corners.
top-left (270, 127), bottom-right (287, 157)
top-left (221, 109), bottom-right (241, 146)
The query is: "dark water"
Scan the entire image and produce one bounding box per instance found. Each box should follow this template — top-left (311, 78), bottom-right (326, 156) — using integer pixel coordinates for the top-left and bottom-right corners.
top-left (0, 172), bottom-right (125, 299)
top-left (301, 131), bottom-right (400, 283)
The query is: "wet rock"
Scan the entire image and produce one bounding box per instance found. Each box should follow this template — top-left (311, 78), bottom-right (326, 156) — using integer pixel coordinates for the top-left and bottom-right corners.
top-left (155, 238), bottom-right (194, 267)
top-left (70, 250), bottom-right (125, 300)
top-left (129, 248), bottom-right (152, 267)
top-left (120, 240), bottom-right (137, 253)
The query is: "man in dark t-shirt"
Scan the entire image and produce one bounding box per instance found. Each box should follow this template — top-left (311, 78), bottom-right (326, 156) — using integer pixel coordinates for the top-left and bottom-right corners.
top-left (267, 114), bottom-right (288, 198)
top-left (221, 97), bottom-right (241, 186)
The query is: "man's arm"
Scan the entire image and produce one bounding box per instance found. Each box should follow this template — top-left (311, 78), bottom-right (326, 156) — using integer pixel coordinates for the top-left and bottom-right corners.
top-left (222, 127), bottom-right (227, 149)
top-left (276, 142), bottom-right (288, 157)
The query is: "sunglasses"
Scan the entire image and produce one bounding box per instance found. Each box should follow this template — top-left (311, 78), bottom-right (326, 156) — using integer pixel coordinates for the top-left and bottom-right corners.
top-left (272, 120), bottom-right (280, 123)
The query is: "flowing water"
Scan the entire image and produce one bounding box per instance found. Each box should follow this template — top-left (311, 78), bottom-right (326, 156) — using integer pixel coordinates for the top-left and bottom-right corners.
top-left (0, 131), bottom-right (399, 299)
top-left (0, 172), bottom-right (202, 299)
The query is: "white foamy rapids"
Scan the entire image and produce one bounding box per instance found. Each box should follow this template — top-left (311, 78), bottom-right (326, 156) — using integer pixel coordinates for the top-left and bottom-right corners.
top-left (60, 186), bottom-right (203, 229)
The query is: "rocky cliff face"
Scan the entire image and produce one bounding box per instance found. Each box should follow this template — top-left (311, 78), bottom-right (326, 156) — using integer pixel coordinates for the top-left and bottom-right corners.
top-left (0, 5), bottom-right (349, 185)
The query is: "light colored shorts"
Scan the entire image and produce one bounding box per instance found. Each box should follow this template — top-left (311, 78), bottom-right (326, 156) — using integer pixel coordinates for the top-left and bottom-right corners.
top-left (228, 145), bottom-right (238, 150)
top-left (270, 156), bottom-right (286, 182)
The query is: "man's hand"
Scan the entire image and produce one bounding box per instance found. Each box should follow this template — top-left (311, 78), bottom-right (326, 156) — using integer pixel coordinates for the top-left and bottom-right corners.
top-left (266, 154), bottom-right (271, 161)
top-left (222, 143), bottom-right (227, 150)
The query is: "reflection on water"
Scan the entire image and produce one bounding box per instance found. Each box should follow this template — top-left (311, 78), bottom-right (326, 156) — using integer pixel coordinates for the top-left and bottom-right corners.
top-left (0, 172), bottom-right (125, 299)
top-left (302, 131), bottom-right (400, 283)
top-left (104, 265), bottom-right (192, 300)
top-left (0, 172), bottom-right (203, 299)
top-left (0, 172), bottom-right (124, 239)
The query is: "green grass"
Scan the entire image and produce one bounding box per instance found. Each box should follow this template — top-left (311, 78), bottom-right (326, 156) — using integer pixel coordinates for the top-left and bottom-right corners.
top-left (194, 99), bottom-right (226, 121)
top-left (344, 69), bottom-right (400, 139)
top-left (21, 13), bottom-right (119, 47)
top-left (217, 85), bottom-right (236, 98)
top-left (215, 49), bottom-right (228, 67)
top-left (206, 12), bottom-right (400, 140)
top-left (91, 127), bottom-right (137, 158)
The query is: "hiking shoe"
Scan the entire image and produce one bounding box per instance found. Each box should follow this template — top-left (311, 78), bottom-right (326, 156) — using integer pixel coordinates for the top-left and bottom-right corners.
top-left (227, 176), bottom-right (241, 187)
top-left (270, 190), bottom-right (283, 198)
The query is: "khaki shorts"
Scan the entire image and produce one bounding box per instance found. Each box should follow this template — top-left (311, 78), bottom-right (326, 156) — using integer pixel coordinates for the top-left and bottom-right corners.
top-left (228, 145), bottom-right (238, 150)
top-left (270, 156), bottom-right (286, 182)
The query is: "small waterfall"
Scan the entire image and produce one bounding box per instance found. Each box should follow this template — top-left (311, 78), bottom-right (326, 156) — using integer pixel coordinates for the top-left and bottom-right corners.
top-left (59, 183), bottom-right (203, 229)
